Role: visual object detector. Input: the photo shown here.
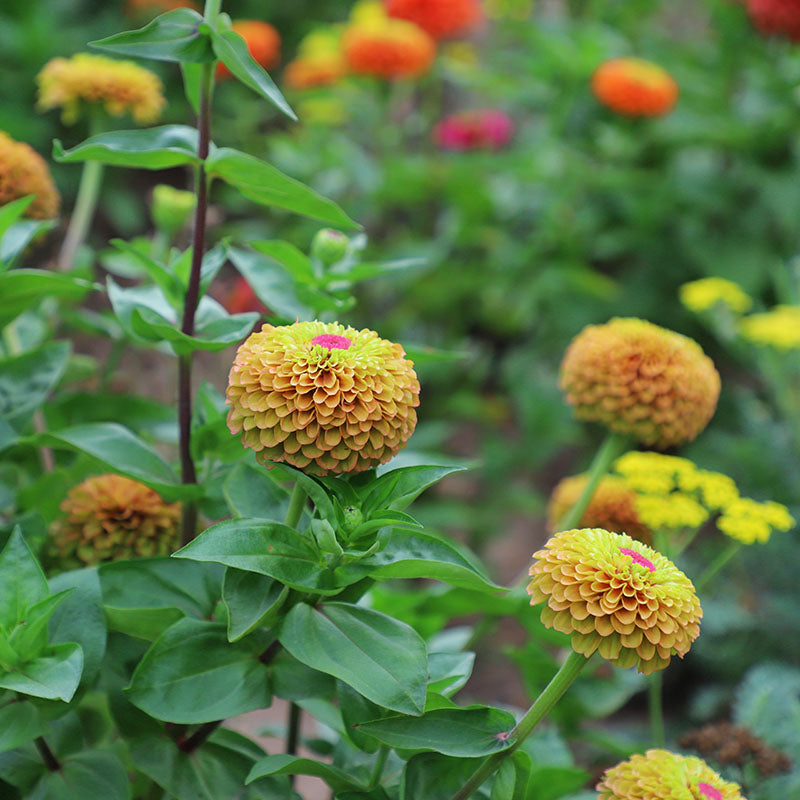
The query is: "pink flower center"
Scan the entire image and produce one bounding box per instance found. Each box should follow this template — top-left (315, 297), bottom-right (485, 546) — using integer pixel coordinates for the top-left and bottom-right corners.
top-left (697, 783), bottom-right (722, 800)
top-left (311, 334), bottom-right (352, 350)
top-left (619, 547), bottom-right (655, 572)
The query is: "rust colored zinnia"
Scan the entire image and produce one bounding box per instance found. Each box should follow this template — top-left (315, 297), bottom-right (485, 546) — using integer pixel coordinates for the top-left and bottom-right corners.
top-left (217, 20), bottom-right (281, 80)
top-left (385, 0), bottom-right (482, 39)
top-left (597, 749), bottom-right (746, 800)
top-left (559, 318), bottom-right (720, 448)
top-left (343, 16), bottom-right (436, 78)
top-left (226, 321), bottom-right (420, 475)
top-left (746, 0), bottom-right (800, 40)
top-left (591, 57), bottom-right (679, 117)
top-left (548, 475), bottom-right (652, 543)
top-left (50, 474), bottom-right (181, 567)
top-left (285, 53), bottom-right (348, 90)
top-left (527, 528), bottom-right (702, 675)
top-left (0, 131), bottom-right (60, 219)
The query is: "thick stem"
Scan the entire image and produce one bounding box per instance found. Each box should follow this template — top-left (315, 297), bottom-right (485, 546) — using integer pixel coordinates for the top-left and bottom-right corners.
top-left (648, 671), bottom-right (665, 747)
top-left (57, 159), bottom-right (104, 272)
top-left (286, 702), bottom-right (301, 777)
top-left (557, 432), bottom-right (630, 531)
top-left (178, 353), bottom-right (198, 546)
top-left (285, 482), bottom-right (308, 529)
top-left (695, 540), bottom-right (742, 592)
top-left (368, 745), bottom-right (390, 791)
top-left (451, 651), bottom-right (589, 800)
top-left (177, 720), bottom-right (222, 753)
top-left (35, 736), bottom-right (60, 771)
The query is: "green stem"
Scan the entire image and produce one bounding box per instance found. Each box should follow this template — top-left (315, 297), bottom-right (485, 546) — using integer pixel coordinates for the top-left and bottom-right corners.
top-left (285, 482), bottom-right (308, 529)
top-left (368, 745), bottom-right (390, 791)
top-left (57, 159), bottom-right (103, 272)
top-left (556, 432), bottom-right (630, 530)
top-left (451, 651), bottom-right (589, 800)
top-left (695, 540), bottom-right (742, 592)
top-left (673, 527), bottom-right (700, 559)
top-left (648, 671), bottom-right (664, 747)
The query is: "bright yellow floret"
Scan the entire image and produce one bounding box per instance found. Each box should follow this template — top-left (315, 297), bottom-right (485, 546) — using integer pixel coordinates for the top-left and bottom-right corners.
top-left (740, 305), bottom-right (800, 351)
top-left (680, 277), bottom-right (753, 314)
top-left (717, 498), bottom-right (795, 544)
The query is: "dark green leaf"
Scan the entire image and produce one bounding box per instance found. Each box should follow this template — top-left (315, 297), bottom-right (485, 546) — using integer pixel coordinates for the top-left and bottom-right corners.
top-left (402, 753), bottom-right (486, 800)
top-left (0, 527), bottom-right (48, 630)
top-left (54, 126), bottom-right (202, 169)
top-left (364, 465), bottom-right (467, 512)
top-left (29, 749), bottom-right (129, 800)
top-left (427, 652), bottom-right (475, 697)
top-left (223, 463), bottom-right (290, 520)
top-left (90, 8), bottom-right (215, 62)
top-left (0, 703), bottom-right (45, 756)
top-left (338, 681), bottom-right (383, 752)
top-left (210, 25), bottom-right (295, 119)
top-left (525, 766), bottom-right (591, 800)
top-left (0, 642), bottom-right (83, 702)
top-left (491, 752), bottom-right (531, 800)
top-left (278, 602), bottom-right (427, 715)
top-left (0, 270), bottom-right (94, 327)
top-left (126, 617), bottom-right (271, 723)
top-left (222, 569), bottom-right (288, 642)
top-left (270, 650), bottom-right (335, 701)
top-left (247, 754), bottom-right (361, 792)
top-left (358, 706), bottom-right (515, 757)
top-left (207, 148), bottom-right (359, 229)
top-left (267, 464), bottom-right (334, 521)
top-left (8, 591), bottom-right (73, 664)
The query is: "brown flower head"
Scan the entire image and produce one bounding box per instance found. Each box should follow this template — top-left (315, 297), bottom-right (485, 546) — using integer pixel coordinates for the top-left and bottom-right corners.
top-left (226, 321), bottom-right (420, 475)
top-left (527, 528), bottom-right (702, 675)
top-left (50, 474), bottom-right (180, 567)
top-left (597, 748), bottom-right (746, 800)
top-left (548, 474), bottom-right (652, 543)
top-left (559, 318), bottom-right (720, 448)
top-left (0, 132), bottom-right (60, 220)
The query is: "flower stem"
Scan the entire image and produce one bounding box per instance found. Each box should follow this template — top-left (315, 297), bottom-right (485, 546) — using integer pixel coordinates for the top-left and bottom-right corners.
top-left (695, 540), bottom-right (742, 592)
top-left (451, 651), bottom-right (589, 800)
top-left (178, 0), bottom-right (218, 546)
top-left (177, 720), bottom-right (222, 753)
top-left (57, 159), bottom-right (103, 272)
top-left (368, 745), bottom-right (390, 790)
top-left (285, 482), bottom-right (308, 529)
top-left (556, 432), bottom-right (630, 530)
top-left (34, 736), bottom-right (60, 771)
top-left (286, 701), bottom-right (301, 760)
top-left (648, 671), bottom-right (665, 747)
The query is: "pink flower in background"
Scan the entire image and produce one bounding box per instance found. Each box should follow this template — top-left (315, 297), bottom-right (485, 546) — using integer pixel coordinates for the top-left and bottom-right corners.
top-left (434, 109), bottom-right (514, 151)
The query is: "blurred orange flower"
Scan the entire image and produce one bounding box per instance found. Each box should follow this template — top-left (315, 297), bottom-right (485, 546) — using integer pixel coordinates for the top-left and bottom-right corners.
top-left (285, 53), bottom-right (348, 90)
top-left (592, 57), bottom-right (678, 117)
top-left (343, 16), bottom-right (435, 78)
top-left (0, 131), bottom-right (60, 219)
top-left (385, 0), bottom-right (482, 39)
top-left (217, 20), bottom-right (281, 80)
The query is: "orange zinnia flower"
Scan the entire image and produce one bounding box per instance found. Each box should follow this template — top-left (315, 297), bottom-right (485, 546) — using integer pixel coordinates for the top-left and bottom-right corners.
top-left (343, 16), bottom-right (435, 78)
top-left (385, 0), bottom-right (482, 39)
top-left (592, 57), bottom-right (678, 117)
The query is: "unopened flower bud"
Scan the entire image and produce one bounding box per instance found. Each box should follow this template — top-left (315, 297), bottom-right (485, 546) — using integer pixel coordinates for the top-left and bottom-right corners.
top-left (311, 228), bottom-right (349, 266)
top-left (151, 184), bottom-right (196, 236)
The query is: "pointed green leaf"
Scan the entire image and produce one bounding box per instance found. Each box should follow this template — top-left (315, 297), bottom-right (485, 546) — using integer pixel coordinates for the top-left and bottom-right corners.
top-left (222, 569), bottom-right (288, 642)
top-left (0, 641), bottom-right (83, 702)
top-left (364, 464), bottom-right (468, 512)
top-left (223, 463), bottom-right (291, 520)
top-left (0, 270), bottom-right (95, 327)
top-left (250, 240), bottom-right (315, 284)
top-left (402, 753), bottom-right (484, 800)
top-left (0, 527), bottom-right (48, 630)
top-left (278, 602), bottom-right (427, 715)
top-left (29, 748), bottom-right (129, 800)
top-left (54, 126), bottom-right (202, 169)
top-left (0, 196), bottom-right (34, 239)
top-left (0, 702), bottom-right (45, 755)
top-left (1, 219), bottom-right (56, 267)
top-left (109, 239), bottom-right (184, 307)
top-left (8, 590), bottom-right (73, 664)
top-left (247, 754), bottom-right (361, 792)
top-left (90, 8), bottom-right (215, 62)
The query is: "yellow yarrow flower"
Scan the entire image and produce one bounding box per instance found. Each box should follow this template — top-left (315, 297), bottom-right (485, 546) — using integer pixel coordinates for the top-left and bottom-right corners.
top-left (635, 492), bottom-right (709, 531)
top-left (740, 305), bottom-right (800, 351)
top-left (37, 53), bottom-right (166, 125)
top-left (680, 277), bottom-right (752, 314)
top-left (717, 498), bottom-right (795, 545)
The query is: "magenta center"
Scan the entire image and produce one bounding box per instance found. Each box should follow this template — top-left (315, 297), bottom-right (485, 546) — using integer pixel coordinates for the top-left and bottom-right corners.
top-left (619, 547), bottom-right (655, 572)
top-left (311, 334), bottom-right (352, 350)
top-left (697, 783), bottom-right (722, 800)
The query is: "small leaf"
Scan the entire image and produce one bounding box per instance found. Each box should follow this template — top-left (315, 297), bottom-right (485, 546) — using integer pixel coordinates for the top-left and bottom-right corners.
top-left (108, 239), bottom-right (184, 307)
top-left (278, 602), bottom-right (427, 715)
top-left (222, 568), bottom-right (288, 642)
top-left (402, 753), bottom-right (484, 800)
top-left (223, 463), bottom-right (291, 520)
top-left (90, 8), bottom-right (215, 62)
top-left (0, 641), bottom-right (83, 702)
top-left (247, 754), bottom-right (361, 791)
top-left (29, 748), bottom-right (130, 800)
top-left (0, 196), bottom-right (34, 239)
top-left (207, 148), bottom-right (359, 229)
top-left (364, 464), bottom-right (468, 512)
top-left (1, 219), bottom-right (56, 266)
top-left (427, 652), bottom-right (476, 697)
top-left (0, 702), bottom-right (45, 755)
top-left (250, 240), bottom-right (316, 284)
top-left (0, 270), bottom-right (94, 327)
top-left (0, 527), bottom-right (49, 631)
top-left (210, 25), bottom-right (295, 119)
top-left (54, 126), bottom-right (203, 169)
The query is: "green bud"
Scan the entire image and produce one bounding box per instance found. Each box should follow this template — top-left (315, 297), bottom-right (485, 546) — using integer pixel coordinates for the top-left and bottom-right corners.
top-left (151, 184), bottom-right (196, 236)
top-left (342, 504), bottom-right (363, 534)
top-left (311, 228), bottom-right (349, 266)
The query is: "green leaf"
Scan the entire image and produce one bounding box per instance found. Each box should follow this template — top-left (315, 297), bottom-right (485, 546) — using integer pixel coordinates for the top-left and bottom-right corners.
top-left (173, 518), bottom-right (347, 595)
top-left (250, 240), bottom-right (316, 284)
top-left (209, 24), bottom-right (295, 119)
top-left (222, 569), bottom-right (288, 642)
top-left (223, 463), bottom-right (290, 520)
top-left (54, 126), bottom-right (202, 169)
top-left (364, 465), bottom-right (468, 512)
top-left (90, 8), bottom-right (215, 62)
top-left (267, 464), bottom-right (334, 521)
top-left (338, 681), bottom-right (383, 752)
top-left (181, 62), bottom-right (203, 114)
top-left (207, 148), bottom-right (359, 229)
top-left (100, 558), bottom-right (224, 640)
top-left (0, 642), bottom-right (83, 702)
top-left (1, 220), bottom-right (56, 267)
top-left (525, 766), bottom-right (591, 800)
top-left (247, 754), bottom-right (361, 792)
top-left (0, 270), bottom-right (94, 327)
top-left (126, 617), bottom-right (271, 723)
top-left (0, 341), bottom-right (71, 428)
top-left (278, 602), bottom-right (427, 715)
top-left (270, 650), bottom-right (335, 701)
top-left (427, 652), bottom-right (475, 697)
top-left (33, 422), bottom-right (197, 500)
top-left (8, 591), bottom-right (73, 664)
top-left (0, 702), bottom-right (45, 756)
top-left (131, 728), bottom-right (289, 800)
top-left (108, 239), bottom-right (184, 308)
top-left (402, 753), bottom-right (485, 800)
top-left (322, 258), bottom-right (425, 287)
top-left (0, 527), bottom-right (48, 630)
top-left (0, 196), bottom-right (34, 239)
top-left (357, 706), bottom-right (516, 757)
top-left (29, 749), bottom-right (130, 800)
top-left (491, 752), bottom-right (531, 800)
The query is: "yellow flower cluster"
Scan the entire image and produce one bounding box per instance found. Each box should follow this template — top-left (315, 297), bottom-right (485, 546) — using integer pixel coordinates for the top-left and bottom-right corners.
top-left (739, 305), bottom-right (800, 351)
top-left (717, 498), bottom-right (795, 545)
top-left (37, 53), bottom-right (166, 125)
top-left (680, 277), bottom-right (752, 314)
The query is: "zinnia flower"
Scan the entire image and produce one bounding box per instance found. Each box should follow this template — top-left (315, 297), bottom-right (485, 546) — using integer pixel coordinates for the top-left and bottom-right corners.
top-left (746, 0), bottom-right (800, 40)
top-left (527, 528), bottom-right (702, 674)
top-left (217, 20), bottom-right (281, 80)
top-left (434, 109), bottom-right (514, 151)
top-left (680, 277), bottom-right (752, 314)
top-left (0, 131), bottom-right (60, 219)
top-left (597, 749), bottom-right (746, 800)
top-left (343, 15), bottom-right (436, 78)
top-left (559, 318), bottom-right (720, 449)
top-left (37, 53), bottom-right (166, 125)
top-left (591, 57), bottom-right (679, 117)
top-left (50, 474), bottom-right (180, 567)
top-left (226, 321), bottom-right (420, 475)
top-left (285, 53), bottom-right (348, 90)
top-left (385, 0), bottom-right (483, 39)
top-left (548, 475), bottom-right (651, 542)
top-left (740, 305), bottom-right (800, 350)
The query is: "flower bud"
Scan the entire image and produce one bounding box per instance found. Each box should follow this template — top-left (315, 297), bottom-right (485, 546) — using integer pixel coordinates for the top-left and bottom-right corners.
top-left (311, 228), bottom-right (350, 266)
top-left (151, 184), bottom-right (196, 236)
